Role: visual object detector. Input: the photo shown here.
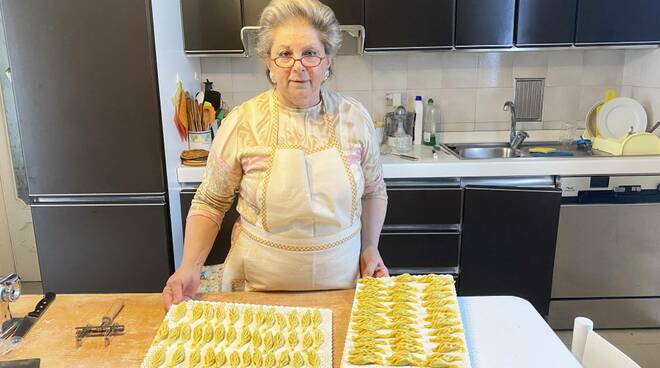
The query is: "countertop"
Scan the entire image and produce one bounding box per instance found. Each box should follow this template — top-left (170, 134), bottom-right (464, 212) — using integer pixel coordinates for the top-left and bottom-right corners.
top-left (177, 144), bottom-right (660, 183)
top-left (1, 291), bottom-right (355, 368)
top-left (2, 292), bottom-right (580, 368)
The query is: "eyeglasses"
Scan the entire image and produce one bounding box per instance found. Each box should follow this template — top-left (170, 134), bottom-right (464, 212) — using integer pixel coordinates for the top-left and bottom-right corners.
top-left (272, 55), bottom-right (325, 68)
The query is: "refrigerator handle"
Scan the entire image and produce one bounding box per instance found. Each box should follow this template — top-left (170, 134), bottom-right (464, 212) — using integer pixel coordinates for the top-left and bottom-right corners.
top-left (30, 194), bottom-right (166, 205)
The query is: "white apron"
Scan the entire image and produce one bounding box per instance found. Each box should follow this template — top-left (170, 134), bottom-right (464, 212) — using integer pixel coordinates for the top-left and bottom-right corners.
top-left (220, 91), bottom-right (362, 292)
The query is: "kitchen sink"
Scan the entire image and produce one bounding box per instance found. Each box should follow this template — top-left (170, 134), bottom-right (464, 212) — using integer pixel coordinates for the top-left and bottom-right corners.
top-left (460, 146), bottom-right (521, 159)
top-left (438, 142), bottom-right (599, 160)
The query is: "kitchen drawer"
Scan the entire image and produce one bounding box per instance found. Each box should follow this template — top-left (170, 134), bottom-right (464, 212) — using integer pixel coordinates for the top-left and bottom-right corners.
top-left (378, 232), bottom-right (460, 269)
top-left (384, 187), bottom-right (462, 226)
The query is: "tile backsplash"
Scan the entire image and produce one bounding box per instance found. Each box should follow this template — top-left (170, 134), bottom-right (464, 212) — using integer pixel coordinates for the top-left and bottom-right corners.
top-left (622, 48), bottom-right (660, 133)
top-left (202, 50), bottom-right (626, 132)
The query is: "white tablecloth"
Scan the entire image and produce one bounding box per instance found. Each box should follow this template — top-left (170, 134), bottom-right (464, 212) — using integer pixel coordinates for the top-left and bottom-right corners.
top-left (459, 296), bottom-right (581, 368)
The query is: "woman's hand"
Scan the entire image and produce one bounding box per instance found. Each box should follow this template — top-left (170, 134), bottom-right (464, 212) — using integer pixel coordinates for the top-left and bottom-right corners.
top-left (162, 264), bottom-right (201, 310)
top-left (360, 246), bottom-right (389, 278)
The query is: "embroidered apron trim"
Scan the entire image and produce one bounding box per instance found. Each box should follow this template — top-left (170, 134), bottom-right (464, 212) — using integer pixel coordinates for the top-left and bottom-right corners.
top-left (237, 221), bottom-right (360, 252)
top-left (259, 90), bottom-right (357, 231)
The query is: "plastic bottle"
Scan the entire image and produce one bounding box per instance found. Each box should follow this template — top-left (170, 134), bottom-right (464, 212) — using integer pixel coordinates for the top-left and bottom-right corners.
top-left (423, 98), bottom-right (438, 146)
top-left (413, 96), bottom-right (423, 144)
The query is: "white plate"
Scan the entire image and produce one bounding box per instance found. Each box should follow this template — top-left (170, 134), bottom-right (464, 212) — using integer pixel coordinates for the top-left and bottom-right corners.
top-left (597, 97), bottom-right (648, 138)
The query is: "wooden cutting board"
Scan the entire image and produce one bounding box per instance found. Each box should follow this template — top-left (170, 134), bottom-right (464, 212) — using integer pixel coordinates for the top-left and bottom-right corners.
top-left (3, 290), bottom-right (355, 367)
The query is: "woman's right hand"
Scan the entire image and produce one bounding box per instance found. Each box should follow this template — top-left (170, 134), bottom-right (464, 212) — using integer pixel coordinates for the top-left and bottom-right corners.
top-left (162, 264), bottom-right (201, 310)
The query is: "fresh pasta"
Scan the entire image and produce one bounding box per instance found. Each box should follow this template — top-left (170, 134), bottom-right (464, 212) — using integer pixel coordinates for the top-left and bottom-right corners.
top-left (342, 273), bottom-right (470, 368)
top-left (141, 301), bottom-right (332, 368)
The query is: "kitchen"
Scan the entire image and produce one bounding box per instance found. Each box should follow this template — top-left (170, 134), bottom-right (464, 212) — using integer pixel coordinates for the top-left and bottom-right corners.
top-left (0, 0), bottom-right (659, 367)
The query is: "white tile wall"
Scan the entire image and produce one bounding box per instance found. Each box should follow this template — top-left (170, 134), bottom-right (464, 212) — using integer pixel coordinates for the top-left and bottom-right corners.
top-left (546, 50), bottom-right (584, 87)
top-left (406, 53), bottom-right (443, 89)
top-left (542, 86), bottom-right (580, 122)
top-left (581, 50), bottom-right (625, 86)
top-left (201, 58), bottom-right (233, 92)
top-left (441, 53), bottom-right (478, 88)
top-left (476, 88), bottom-right (514, 123)
top-left (335, 55), bottom-right (372, 91)
top-left (436, 89), bottom-right (477, 123)
top-left (623, 48), bottom-right (660, 131)
top-left (513, 52), bottom-right (548, 79)
top-left (201, 49), bottom-right (628, 132)
top-left (372, 55), bottom-right (407, 90)
top-left (477, 53), bottom-right (513, 88)
top-left (230, 57), bottom-right (271, 92)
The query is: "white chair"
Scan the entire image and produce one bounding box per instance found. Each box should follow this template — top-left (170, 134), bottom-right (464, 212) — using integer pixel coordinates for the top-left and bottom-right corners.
top-left (571, 317), bottom-right (641, 368)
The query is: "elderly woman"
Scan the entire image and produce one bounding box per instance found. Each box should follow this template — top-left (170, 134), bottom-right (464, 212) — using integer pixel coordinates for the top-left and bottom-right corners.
top-left (163, 0), bottom-right (388, 307)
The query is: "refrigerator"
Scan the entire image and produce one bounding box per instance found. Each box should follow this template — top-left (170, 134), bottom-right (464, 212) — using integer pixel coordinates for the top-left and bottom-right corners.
top-left (1, 0), bottom-right (173, 293)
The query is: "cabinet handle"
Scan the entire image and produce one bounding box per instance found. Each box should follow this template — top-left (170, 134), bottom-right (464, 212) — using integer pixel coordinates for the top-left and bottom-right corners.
top-left (389, 267), bottom-right (459, 276)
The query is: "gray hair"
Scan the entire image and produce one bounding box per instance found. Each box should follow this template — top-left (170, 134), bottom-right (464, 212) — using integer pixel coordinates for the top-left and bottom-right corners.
top-left (256, 0), bottom-right (342, 61)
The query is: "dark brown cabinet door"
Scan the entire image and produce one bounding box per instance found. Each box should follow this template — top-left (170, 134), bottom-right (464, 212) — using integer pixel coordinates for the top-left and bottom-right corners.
top-left (458, 186), bottom-right (562, 315)
top-left (384, 187), bottom-right (462, 228)
top-left (180, 190), bottom-right (240, 265)
top-left (243, 0), bottom-right (363, 26)
top-left (181, 0), bottom-right (244, 53)
top-left (365, 0), bottom-right (454, 50)
top-left (575, 0), bottom-right (660, 45)
top-left (379, 232), bottom-right (460, 274)
top-left (455, 0), bottom-right (514, 48)
top-left (378, 179), bottom-right (462, 275)
top-left (516, 0), bottom-right (577, 46)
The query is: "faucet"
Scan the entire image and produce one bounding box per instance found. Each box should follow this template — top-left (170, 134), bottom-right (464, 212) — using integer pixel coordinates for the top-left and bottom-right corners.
top-left (503, 101), bottom-right (529, 150)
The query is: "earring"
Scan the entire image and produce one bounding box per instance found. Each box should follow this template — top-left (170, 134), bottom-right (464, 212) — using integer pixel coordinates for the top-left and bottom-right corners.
top-left (323, 69), bottom-right (330, 81)
top-left (268, 70), bottom-right (276, 84)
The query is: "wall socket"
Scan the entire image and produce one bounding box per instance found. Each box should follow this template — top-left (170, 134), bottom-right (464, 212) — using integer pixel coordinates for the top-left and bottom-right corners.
top-left (385, 92), bottom-right (407, 108)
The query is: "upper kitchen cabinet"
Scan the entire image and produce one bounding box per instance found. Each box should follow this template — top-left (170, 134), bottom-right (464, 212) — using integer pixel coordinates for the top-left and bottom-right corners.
top-left (243, 0), bottom-right (363, 26)
top-left (516, 0), bottom-right (577, 47)
top-left (364, 0), bottom-right (454, 50)
top-left (455, 0), bottom-right (514, 48)
top-left (575, 0), bottom-right (660, 45)
top-left (181, 0), bottom-right (244, 54)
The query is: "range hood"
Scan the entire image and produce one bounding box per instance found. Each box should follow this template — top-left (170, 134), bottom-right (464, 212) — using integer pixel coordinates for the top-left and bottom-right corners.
top-left (240, 25), bottom-right (365, 57)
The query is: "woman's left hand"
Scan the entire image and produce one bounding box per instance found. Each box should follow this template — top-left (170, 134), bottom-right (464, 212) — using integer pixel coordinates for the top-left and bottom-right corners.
top-left (360, 246), bottom-right (389, 278)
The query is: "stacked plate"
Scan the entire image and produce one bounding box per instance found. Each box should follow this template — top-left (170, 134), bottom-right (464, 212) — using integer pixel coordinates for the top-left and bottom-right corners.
top-left (584, 97), bottom-right (648, 139)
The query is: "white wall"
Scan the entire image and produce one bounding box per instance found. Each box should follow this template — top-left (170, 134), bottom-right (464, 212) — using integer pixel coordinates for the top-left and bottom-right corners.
top-left (622, 48), bottom-right (660, 134)
top-left (151, 1), bottom-right (201, 268)
top-left (0, 88), bottom-right (39, 281)
top-left (201, 50), bottom-right (626, 132)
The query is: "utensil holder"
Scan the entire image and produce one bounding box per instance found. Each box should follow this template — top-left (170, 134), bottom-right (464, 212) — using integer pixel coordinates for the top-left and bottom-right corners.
top-left (188, 130), bottom-right (213, 151)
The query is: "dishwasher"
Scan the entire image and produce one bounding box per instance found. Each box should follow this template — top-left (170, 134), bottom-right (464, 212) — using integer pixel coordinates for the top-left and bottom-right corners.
top-left (548, 175), bottom-right (660, 329)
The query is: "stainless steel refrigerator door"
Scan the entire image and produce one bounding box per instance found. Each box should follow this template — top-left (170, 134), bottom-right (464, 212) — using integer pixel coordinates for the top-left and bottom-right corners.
top-left (31, 201), bottom-right (173, 293)
top-left (1, 0), bottom-right (165, 195)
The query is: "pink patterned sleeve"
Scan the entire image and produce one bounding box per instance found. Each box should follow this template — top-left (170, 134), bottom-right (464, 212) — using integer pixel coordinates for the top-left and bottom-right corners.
top-left (189, 110), bottom-right (243, 226)
top-left (359, 111), bottom-right (387, 201)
